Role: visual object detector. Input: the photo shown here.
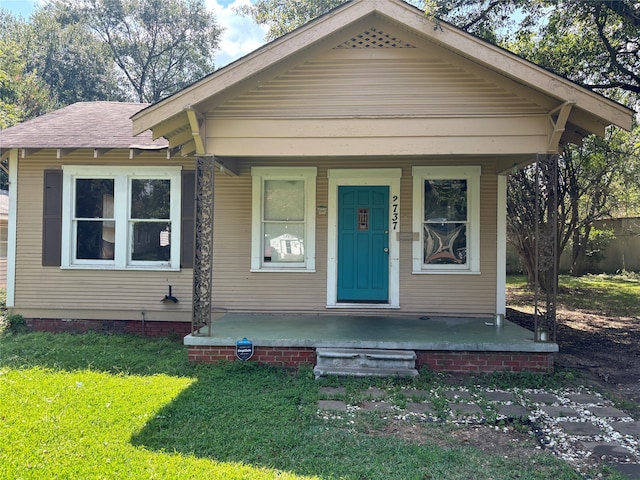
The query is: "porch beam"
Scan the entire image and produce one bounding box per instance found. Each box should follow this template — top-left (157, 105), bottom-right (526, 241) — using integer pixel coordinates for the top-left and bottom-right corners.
top-left (192, 155), bottom-right (215, 336)
top-left (215, 158), bottom-right (239, 177)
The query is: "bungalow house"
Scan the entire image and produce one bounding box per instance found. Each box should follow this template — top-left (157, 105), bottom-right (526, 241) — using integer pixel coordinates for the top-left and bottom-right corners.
top-left (1, 0), bottom-right (632, 373)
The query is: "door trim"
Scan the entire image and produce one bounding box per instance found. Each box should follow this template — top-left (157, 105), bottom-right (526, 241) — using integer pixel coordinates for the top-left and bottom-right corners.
top-left (326, 169), bottom-right (401, 308)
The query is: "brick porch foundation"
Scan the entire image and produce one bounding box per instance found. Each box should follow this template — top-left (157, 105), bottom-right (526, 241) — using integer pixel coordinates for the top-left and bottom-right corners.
top-left (187, 345), bottom-right (554, 373)
top-left (26, 318), bottom-right (191, 338)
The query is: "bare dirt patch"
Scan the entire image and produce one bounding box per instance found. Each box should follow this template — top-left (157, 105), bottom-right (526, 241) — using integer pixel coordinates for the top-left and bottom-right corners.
top-left (507, 305), bottom-right (640, 411)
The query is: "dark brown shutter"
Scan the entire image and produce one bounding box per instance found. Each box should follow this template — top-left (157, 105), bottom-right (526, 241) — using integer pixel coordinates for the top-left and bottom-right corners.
top-left (181, 170), bottom-right (196, 268)
top-left (42, 169), bottom-right (63, 266)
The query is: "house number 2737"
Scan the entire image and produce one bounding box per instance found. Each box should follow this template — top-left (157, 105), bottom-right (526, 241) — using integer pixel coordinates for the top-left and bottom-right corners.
top-left (392, 195), bottom-right (399, 231)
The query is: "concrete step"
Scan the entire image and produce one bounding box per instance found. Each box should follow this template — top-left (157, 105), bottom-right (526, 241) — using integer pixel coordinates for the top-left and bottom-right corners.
top-left (314, 348), bottom-right (418, 378)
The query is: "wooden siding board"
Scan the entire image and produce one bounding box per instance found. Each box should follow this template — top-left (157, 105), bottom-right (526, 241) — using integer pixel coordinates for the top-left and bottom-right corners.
top-left (13, 151), bottom-right (194, 322)
top-left (209, 157), bottom-right (498, 316)
top-left (16, 152), bottom-right (501, 319)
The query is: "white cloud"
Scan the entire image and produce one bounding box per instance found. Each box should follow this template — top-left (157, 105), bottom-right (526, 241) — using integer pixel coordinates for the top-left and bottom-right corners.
top-left (207, 0), bottom-right (269, 68)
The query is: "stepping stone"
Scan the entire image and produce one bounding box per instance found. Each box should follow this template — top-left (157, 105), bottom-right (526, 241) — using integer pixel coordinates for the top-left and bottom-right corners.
top-left (451, 403), bottom-right (483, 416)
top-left (610, 462), bottom-right (640, 479)
top-left (525, 392), bottom-right (558, 404)
top-left (403, 389), bottom-right (430, 400)
top-left (540, 405), bottom-right (576, 418)
top-left (567, 393), bottom-right (603, 405)
top-left (444, 390), bottom-right (473, 400)
top-left (582, 441), bottom-right (636, 460)
top-left (588, 406), bottom-right (629, 418)
top-left (360, 401), bottom-right (394, 412)
top-left (365, 388), bottom-right (387, 400)
top-left (318, 400), bottom-right (347, 412)
top-left (484, 391), bottom-right (517, 403)
top-left (495, 404), bottom-right (529, 418)
top-left (405, 402), bottom-right (434, 414)
top-left (319, 387), bottom-right (346, 397)
top-left (559, 421), bottom-right (605, 436)
top-left (612, 421), bottom-right (640, 437)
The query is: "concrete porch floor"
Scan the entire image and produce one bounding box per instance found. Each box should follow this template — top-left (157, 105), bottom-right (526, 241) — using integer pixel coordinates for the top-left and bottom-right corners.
top-left (184, 314), bottom-right (558, 353)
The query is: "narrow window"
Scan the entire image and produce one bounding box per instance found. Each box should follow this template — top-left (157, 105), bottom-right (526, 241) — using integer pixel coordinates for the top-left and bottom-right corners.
top-left (423, 179), bottom-right (467, 265)
top-left (263, 180), bottom-right (305, 264)
top-left (74, 178), bottom-right (115, 261)
top-left (412, 166), bottom-right (480, 274)
top-left (251, 167), bottom-right (317, 272)
top-left (130, 179), bottom-right (171, 262)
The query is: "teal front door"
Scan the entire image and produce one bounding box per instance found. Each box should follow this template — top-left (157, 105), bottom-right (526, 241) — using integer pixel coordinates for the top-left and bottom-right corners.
top-left (337, 186), bottom-right (389, 302)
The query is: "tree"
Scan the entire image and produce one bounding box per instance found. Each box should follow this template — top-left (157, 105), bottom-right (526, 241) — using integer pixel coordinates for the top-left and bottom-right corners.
top-left (0, 37), bottom-right (56, 129)
top-left (19, 5), bottom-right (125, 105)
top-left (237, 0), bottom-right (345, 41)
top-left (238, 0), bottom-right (639, 283)
top-left (73, 0), bottom-right (222, 102)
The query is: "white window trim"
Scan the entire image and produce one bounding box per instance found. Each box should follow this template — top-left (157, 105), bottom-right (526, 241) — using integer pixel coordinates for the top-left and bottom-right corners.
top-left (326, 168), bottom-right (402, 308)
top-left (250, 166), bottom-right (317, 272)
top-left (61, 165), bottom-right (181, 270)
top-left (412, 166), bottom-right (481, 274)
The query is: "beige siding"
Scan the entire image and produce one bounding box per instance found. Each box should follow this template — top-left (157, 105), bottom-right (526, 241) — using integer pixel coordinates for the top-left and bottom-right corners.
top-left (210, 157), bottom-right (498, 317)
top-left (13, 150), bottom-right (194, 322)
top-left (205, 22), bottom-right (553, 157)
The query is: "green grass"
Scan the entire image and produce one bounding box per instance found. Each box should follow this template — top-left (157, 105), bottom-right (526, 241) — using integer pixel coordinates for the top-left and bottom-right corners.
top-left (507, 273), bottom-right (640, 317)
top-left (0, 332), bottom-right (586, 480)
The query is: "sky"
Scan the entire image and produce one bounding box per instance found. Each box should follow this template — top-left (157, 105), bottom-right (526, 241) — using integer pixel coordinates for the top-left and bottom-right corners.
top-left (0, 0), bottom-right (268, 68)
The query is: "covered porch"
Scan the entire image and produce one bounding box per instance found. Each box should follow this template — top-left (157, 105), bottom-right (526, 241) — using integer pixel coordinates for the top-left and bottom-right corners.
top-left (185, 314), bottom-right (558, 373)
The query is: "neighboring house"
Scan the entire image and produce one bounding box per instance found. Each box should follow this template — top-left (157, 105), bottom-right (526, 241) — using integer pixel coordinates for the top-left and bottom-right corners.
top-left (0, 0), bottom-right (633, 371)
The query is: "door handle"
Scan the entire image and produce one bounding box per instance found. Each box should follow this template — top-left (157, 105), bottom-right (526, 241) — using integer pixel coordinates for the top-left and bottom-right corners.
top-left (383, 247), bottom-right (389, 253)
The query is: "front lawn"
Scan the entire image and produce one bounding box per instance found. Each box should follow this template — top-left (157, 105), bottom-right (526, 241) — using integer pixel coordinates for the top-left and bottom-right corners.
top-left (507, 273), bottom-right (640, 317)
top-left (0, 332), bottom-right (585, 480)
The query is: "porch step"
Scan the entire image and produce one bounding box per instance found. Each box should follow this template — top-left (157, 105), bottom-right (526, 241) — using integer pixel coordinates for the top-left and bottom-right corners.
top-left (314, 348), bottom-right (418, 378)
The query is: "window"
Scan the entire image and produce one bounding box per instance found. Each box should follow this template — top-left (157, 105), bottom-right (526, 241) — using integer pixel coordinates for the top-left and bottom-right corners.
top-left (412, 166), bottom-right (480, 273)
top-left (61, 166), bottom-right (181, 270)
top-left (251, 167), bottom-right (317, 271)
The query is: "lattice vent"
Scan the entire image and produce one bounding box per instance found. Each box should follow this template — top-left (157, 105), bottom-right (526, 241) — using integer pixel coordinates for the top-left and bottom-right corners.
top-left (335, 27), bottom-right (415, 49)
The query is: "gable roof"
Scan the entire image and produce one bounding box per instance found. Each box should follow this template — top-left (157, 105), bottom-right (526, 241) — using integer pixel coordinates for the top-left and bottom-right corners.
top-left (132, 0), bottom-right (633, 151)
top-left (1, 102), bottom-right (168, 151)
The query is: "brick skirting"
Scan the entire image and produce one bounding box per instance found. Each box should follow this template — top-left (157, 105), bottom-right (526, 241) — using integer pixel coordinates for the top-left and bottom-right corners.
top-left (187, 346), bottom-right (554, 373)
top-left (415, 351), bottom-right (554, 373)
top-left (26, 318), bottom-right (191, 338)
top-left (188, 346), bottom-right (317, 367)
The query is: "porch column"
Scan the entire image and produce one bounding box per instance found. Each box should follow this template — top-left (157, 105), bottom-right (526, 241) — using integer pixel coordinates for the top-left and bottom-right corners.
top-left (192, 155), bottom-right (215, 336)
top-left (534, 153), bottom-right (559, 342)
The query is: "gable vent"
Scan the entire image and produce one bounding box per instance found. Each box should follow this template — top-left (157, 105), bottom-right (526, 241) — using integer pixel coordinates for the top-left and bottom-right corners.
top-left (335, 27), bottom-right (415, 49)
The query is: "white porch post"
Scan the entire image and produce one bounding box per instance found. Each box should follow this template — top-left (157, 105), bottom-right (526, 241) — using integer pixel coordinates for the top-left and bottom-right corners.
top-left (496, 174), bottom-right (507, 316)
top-left (192, 155), bottom-right (215, 335)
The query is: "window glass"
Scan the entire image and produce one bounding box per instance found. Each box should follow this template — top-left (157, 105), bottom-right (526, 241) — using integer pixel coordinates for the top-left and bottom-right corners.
top-left (131, 179), bottom-right (170, 219)
top-left (264, 180), bottom-right (304, 221)
top-left (75, 179), bottom-right (115, 260)
top-left (263, 223), bottom-right (305, 263)
top-left (424, 179), bottom-right (467, 221)
top-left (423, 179), bottom-right (468, 266)
top-left (131, 221), bottom-right (171, 261)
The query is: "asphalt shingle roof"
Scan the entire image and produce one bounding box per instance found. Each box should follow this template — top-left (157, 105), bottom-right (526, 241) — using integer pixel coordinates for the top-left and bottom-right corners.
top-left (0, 102), bottom-right (168, 150)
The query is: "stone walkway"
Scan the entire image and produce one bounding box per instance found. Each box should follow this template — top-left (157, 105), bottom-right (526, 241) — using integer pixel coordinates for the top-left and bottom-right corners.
top-left (317, 385), bottom-right (640, 479)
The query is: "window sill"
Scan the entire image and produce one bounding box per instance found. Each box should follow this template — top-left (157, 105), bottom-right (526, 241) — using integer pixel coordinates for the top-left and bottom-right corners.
top-left (412, 270), bottom-right (481, 275)
top-left (61, 265), bottom-right (180, 272)
top-left (250, 268), bottom-right (316, 273)
top-left (327, 303), bottom-right (400, 309)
